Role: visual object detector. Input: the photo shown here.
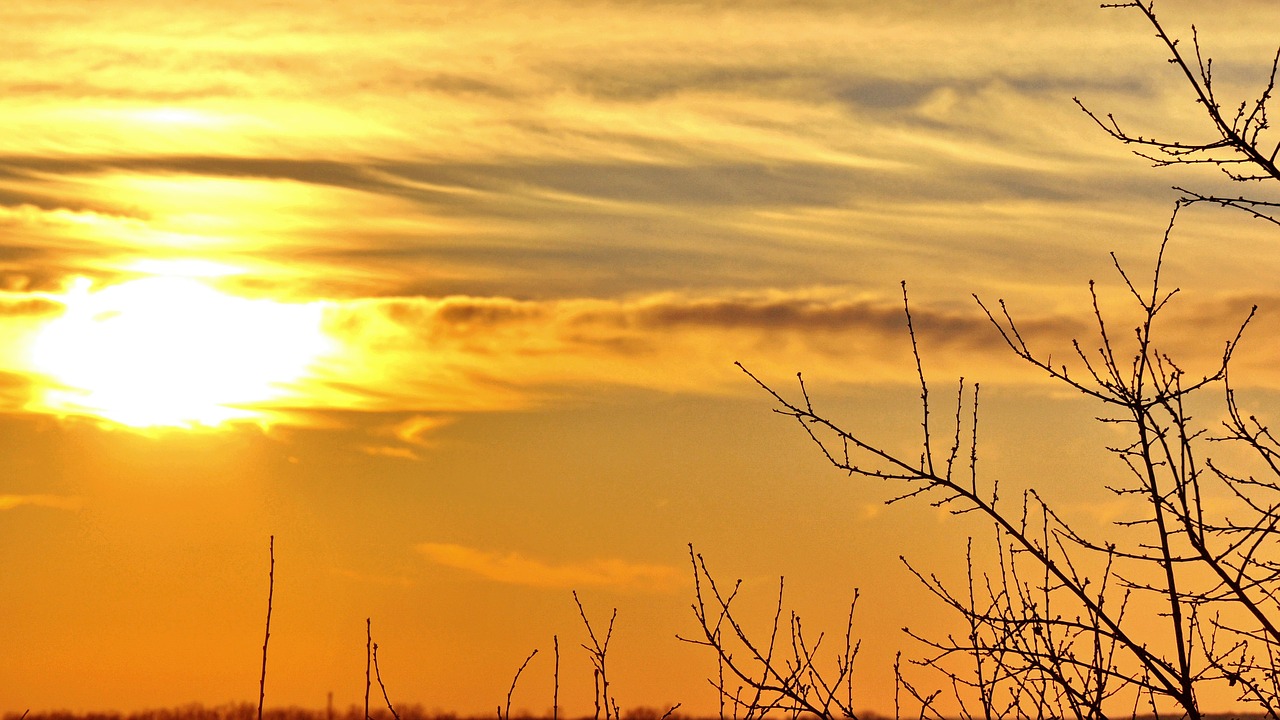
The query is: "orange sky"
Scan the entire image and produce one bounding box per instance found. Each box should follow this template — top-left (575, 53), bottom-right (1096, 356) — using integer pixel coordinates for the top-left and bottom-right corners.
top-left (3, 0), bottom-right (1280, 716)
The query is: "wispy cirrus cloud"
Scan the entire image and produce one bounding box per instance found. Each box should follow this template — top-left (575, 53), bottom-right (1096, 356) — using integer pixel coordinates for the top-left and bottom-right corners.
top-left (417, 542), bottom-right (682, 592)
top-left (355, 414), bottom-right (456, 460)
top-left (0, 0), bottom-right (1246, 307)
top-left (0, 0), bottom-right (1274, 431)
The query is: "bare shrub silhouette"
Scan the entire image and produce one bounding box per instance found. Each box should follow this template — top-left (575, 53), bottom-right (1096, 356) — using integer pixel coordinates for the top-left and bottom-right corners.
top-left (571, 592), bottom-right (681, 720)
top-left (574, 591), bottom-right (621, 720)
top-left (7, 707), bottom-right (471, 720)
top-left (678, 546), bottom-right (861, 720)
top-left (346, 594), bottom-right (677, 720)
top-left (707, 3), bottom-right (1280, 719)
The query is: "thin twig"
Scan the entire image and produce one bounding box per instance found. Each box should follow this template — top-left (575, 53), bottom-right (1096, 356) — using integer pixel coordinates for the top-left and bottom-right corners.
top-left (373, 642), bottom-right (401, 720)
top-left (258, 535), bottom-right (274, 720)
top-left (365, 618), bottom-right (372, 720)
top-left (501, 648), bottom-right (539, 720)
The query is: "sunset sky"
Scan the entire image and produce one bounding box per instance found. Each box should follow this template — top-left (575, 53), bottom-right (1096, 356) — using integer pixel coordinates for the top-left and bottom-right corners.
top-left (4, 1), bottom-right (1280, 716)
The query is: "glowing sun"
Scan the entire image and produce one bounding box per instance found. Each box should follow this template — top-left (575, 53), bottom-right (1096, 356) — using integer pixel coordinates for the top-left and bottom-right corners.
top-left (29, 274), bottom-right (333, 429)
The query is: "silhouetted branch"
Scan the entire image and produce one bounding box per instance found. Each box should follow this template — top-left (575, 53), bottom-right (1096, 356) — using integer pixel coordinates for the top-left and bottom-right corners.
top-left (679, 545), bottom-right (862, 720)
top-left (258, 536), bottom-right (274, 720)
top-left (372, 642), bottom-right (401, 720)
top-left (498, 648), bottom-right (538, 720)
top-left (1077, 2), bottom-right (1280, 223)
top-left (575, 591), bottom-right (618, 720)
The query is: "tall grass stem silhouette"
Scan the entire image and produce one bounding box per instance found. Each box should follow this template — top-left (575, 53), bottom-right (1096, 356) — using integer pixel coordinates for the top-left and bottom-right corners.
top-left (364, 619), bottom-right (372, 720)
top-left (499, 648), bottom-right (538, 720)
top-left (372, 641), bottom-right (401, 720)
top-left (258, 536), bottom-right (274, 720)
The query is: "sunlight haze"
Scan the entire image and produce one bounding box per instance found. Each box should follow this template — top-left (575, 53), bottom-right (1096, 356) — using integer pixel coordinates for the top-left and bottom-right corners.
top-left (3, 0), bottom-right (1280, 716)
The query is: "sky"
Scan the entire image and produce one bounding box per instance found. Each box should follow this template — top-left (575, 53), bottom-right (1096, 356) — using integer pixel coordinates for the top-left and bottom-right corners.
top-left (3, 0), bottom-right (1280, 716)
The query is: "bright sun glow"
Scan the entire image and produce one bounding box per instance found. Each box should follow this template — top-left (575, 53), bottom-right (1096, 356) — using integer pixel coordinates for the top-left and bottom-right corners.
top-left (28, 274), bottom-right (334, 429)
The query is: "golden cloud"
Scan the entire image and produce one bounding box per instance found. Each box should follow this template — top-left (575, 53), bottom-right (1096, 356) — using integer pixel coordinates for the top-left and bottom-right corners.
top-left (0, 273), bottom-right (1265, 429)
top-left (0, 494), bottom-right (84, 512)
top-left (417, 542), bottom-right (682, 592)
top-left (309, 287), bottom-right (1089, 416)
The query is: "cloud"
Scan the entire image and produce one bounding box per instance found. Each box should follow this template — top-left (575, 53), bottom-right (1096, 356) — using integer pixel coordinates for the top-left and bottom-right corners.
top-left (2, 277), bottom-right (1263, 428)
top-left (417, 542), bottom-right (682, 592)
top-left (311, 288), bottom-right (1090, 416)
top-left (0, 0), bottom-right (1273, 430)
top-left (393, 415), bottom-right (455, 445)
top-left (0, 494), bottom-right (84, 512)
top-left (351, 415), bottom-right (456, 460)
top-left (0, 150), bottom-right (1160, 215)
top-left (294, 280), bottom-right (1280, 420)
top-left (0, 296), bottom-right (63, 317)
top-left (0, 0), bottom-right (1208, 307)
top-left (356, 444), bottom-right (421, 461)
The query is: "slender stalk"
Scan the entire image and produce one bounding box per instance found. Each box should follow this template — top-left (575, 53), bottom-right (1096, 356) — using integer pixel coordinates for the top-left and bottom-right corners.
top-left (373, 642), bottom-right (401, 720)
top-left (365, 618), bottom-right (372, 720)
top-left (500, 648), bottom-right (539, 720)
top-left (258, 535), bottom-right (275, 720)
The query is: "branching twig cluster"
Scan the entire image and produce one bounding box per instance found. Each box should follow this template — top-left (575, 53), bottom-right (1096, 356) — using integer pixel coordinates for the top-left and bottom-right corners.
top-left (720, 4), bottom-right (1280, 719)
top-left (678, 546), bottom-right (861, 720)
top-left (1077, 1), bottom-right (1280, 225)
top-left (736, 215), bottom-right (1279, 718)
top-left (574, 591), bottom-right (621, 720)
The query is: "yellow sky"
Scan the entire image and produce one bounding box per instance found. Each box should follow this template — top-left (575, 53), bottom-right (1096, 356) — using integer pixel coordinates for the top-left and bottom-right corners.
top-left (3, 0), bottom-right (1280, 716)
